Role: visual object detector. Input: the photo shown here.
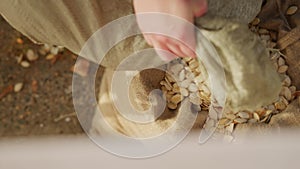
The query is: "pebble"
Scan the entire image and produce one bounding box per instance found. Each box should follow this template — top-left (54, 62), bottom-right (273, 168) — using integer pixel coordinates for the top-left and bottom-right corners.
top-left (20, 61), bottom-right (30, 68)
top-left (238, 112), bottom-right (250, 119)
top-left (286, 6), bottom-right (298, 15)
top-left (298, 96), bottom-right (300, 106)
top-left (278, 65), bottom-right (289, 73)
top-left (14, 83), bottom-right (23, 92)
top-left (26, 49), bottom-right (38, 61)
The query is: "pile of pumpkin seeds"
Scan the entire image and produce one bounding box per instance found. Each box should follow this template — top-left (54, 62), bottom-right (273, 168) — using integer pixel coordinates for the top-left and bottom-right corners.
top-left (160, 9), bottom-right (299, 141)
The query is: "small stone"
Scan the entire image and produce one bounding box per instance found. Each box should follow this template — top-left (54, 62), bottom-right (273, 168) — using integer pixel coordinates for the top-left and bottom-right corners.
top-left (278, 65), bottom-right (289, 74)
top-left (39, 123), bottom-right (44, 128)
top-left (20, 61), bottom-right (30, 68)
top-left (26, 49), bottom-right (38, 61)
top-left (188, 83), bottom-right (198, 92)
top-left (278, 57), bottom-right (285, 66)
top-left (286, 6), bottom-right (298, 15)
top-left (251, 17), bottom-right (260, 26)
top-left (238, 112), bottom-right (250, 119)
top-left (46, 54), bottom-right (55, 60)
top-left (234, 118), bottom-right (247, 124)
top-left (298, 96), bottom-right (300, 106)
top-left (14, 83), bottom-right (23, 92)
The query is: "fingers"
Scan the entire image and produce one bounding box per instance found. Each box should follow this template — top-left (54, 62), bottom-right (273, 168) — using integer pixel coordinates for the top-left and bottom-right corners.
top-left (144, 34), bottom-right (196, 59)
top-left (192, 0), bottom-right (208, 17)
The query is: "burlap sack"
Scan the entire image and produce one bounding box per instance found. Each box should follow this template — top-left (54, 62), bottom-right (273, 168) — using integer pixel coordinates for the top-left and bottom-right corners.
top-left (1, 0), bottom-right (291, 137)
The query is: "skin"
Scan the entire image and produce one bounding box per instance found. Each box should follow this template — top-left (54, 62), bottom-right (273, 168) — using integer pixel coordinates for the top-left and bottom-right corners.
top-left (133, 0), bottom-right (208, 61)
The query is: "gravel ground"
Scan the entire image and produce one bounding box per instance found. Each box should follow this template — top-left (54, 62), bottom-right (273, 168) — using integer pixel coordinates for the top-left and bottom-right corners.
top-left (0, 16), bottom-right (103, 137)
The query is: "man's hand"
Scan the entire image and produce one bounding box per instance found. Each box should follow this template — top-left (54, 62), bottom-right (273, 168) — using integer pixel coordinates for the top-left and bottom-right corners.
top-left (133, 0), bottom-right (208, 61)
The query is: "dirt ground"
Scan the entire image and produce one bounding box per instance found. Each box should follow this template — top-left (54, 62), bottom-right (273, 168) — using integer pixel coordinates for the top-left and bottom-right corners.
top-left (0, 16), bottom-right (104, 137)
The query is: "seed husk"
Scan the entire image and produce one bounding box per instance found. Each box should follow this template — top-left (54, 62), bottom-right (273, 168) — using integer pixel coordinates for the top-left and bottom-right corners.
top-left (234, 118), bottom-right (247, 124)
top-left (26, 49), bottom-right (39, 61)
top-left (225, 113), bottom-right (236, 120)
top-left (188, 83), bottom-right (198, 92)
top-left (167, 102), bottom-right (177, 110)
top-left (251, 17), bottom-right (260, 26)
top-left (14, 83), bottom-right (23, 92)
top-left (286, 6), bottom-right (298, 15)
top-left (278, 65), bottom-right (289, 73)
top-left (278, 57), bottom-right (285, 66)
top-left (171, 94), bottom-right (182, 104)
top-left (283, 76), bottom-right (292, 87)
top-left (238, 112), bottom-right (250, 119)
top-left (253, 113), bottom-right (260, 121)
top-left (20, 61), bottom-right (30, 68)
top-left (170, 64), bottom-right (184, 75)
top-left (225, 123), bottom-right (234, 133)
top-left (275, 101), bottom-right (286, 110)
